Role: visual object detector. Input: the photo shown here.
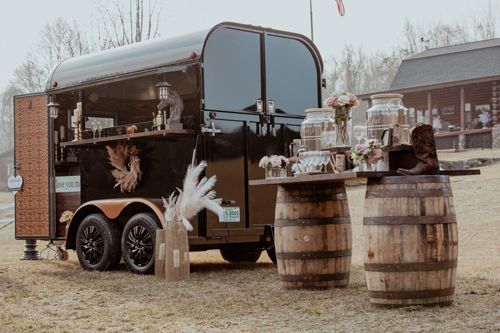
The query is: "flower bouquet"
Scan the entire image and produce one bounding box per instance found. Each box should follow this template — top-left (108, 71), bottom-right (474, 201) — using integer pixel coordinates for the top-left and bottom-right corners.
top-left (324, 92), bottom-right (360, 145)
top-left (259, 155), bottom-right (289, 178)
top-left (350, 139), bottom-right (384, 171)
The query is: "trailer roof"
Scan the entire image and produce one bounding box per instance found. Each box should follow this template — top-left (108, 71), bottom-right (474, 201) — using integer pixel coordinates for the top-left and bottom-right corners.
top-left (46, 28), bottom-right (208, 91)
top-left (46, 22), bottom-right (322, 92)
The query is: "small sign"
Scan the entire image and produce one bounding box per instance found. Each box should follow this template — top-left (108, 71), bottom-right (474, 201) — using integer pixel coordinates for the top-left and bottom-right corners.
top-left (219, 207), bottom-right (240, 223)
top-left (55, 176), bottom-right (81, 193)
top-left (7, 175), bottom-right (23, 194)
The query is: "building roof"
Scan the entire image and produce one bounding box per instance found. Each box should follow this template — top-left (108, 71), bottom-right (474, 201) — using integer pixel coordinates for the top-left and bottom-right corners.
top-left (390, 38), bottom-right (500, 90)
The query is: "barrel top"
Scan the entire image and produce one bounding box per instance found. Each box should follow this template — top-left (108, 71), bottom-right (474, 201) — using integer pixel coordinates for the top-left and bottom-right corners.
top-left (249, 169), bottom-right (480, 186)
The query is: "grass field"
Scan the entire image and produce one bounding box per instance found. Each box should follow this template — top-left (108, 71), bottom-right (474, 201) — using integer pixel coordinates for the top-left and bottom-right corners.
top-left (0, 151), bottom-right (499, 332)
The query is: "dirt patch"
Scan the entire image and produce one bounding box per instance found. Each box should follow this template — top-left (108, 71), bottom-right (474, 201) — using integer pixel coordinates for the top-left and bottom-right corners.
top-left (0, 157), bottom-right (499, 332)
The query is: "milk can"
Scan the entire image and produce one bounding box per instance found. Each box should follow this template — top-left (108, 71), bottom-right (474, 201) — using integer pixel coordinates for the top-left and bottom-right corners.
top-left (300, 108), bottom-right (336, 151)
top-left (366, 94), bottom-right (410, 145)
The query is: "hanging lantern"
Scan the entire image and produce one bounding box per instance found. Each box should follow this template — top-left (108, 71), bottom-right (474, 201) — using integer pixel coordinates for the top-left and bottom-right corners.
top-left (47, 97), bottom-right (60, 119)
top-left (155, 81), bottom-right (171, 100)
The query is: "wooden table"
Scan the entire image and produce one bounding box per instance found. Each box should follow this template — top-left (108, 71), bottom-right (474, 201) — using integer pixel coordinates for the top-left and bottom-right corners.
top-left (249, 169), bottom-right (480, 295)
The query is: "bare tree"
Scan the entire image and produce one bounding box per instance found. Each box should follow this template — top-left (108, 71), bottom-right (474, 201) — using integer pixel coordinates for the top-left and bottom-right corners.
top-left (97, 0), bottom-right (162, 48)
top-left (472, 0), bottom-right (497, 40)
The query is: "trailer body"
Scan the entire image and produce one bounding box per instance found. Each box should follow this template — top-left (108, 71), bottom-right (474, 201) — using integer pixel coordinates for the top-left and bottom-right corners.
top-left (14, 22), bottom-right (323, 270)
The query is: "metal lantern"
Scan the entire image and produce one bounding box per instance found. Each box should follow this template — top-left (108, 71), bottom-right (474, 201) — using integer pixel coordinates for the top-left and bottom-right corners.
top-left (155, 81), bottom-right (171, 100)
top-left (47, 99), bottom-right (60, 119)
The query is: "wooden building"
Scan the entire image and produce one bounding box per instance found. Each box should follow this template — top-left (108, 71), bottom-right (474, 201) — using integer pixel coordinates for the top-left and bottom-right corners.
top-left (359, 38), bottom-right (500, 149)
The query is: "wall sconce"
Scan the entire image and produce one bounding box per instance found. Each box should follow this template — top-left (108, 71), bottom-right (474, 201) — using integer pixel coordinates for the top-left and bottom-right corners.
top-left (47, 95), bottom-right (60, 119)
top-left (155, 81), bottom-right (171, 100)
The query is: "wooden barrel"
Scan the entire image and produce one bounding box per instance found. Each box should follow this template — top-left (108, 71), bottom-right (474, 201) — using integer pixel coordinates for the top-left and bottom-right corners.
top-left (274, 182), bottom-right (352, 289)
top-left (363, 175), bottom-right (458, 306)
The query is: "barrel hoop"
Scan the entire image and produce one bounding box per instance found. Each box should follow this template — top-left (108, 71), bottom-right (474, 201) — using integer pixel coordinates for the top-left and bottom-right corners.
top-left (366, 188), bottom-right (451, 198)
top-left (276, 249), bottom-right (352, 260)
top-left (275, 217), bottom-right (351, 227)
top-left (364, 260), bottom-right (457, 272)
top-left (277, 193), bottom-right (347, 203)
top-left (280, 272), bottom-right (350, 282)
top-left (363, 215), bottom-right (456, 225)
top-left (368, 287), bottom-right (455, 299)
top-left (368, 175), bottom-right (450, 184)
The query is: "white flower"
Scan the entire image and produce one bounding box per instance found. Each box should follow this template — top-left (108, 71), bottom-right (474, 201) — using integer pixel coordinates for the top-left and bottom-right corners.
top-left (337, 95), bottom-right (350, 106)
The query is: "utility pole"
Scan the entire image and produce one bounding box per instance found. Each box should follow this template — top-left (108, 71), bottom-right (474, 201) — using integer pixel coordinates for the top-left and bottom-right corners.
top-left (309, 0), bottom-right (314, 42)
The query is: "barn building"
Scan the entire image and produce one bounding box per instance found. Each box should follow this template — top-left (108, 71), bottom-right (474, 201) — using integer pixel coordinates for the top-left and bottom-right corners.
top-left (359, 38), bottom-right (500, 149)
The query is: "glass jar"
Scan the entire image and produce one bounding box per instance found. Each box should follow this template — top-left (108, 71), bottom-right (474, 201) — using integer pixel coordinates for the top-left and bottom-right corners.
top-left (300, 108), bottom-right (337, 151)
top-left (366, 94), bottom-right (409, 145)
top-left (266, 167), bottom-right (287, 179)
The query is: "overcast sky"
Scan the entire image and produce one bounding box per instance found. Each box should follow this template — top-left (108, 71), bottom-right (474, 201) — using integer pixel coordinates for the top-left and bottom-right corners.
top-left (0, 0), bottom-right (496, 92)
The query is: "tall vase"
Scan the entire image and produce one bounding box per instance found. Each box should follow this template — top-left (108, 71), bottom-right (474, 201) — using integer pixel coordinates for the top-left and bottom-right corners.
top-left (335, 107), bottom-right (351, 147)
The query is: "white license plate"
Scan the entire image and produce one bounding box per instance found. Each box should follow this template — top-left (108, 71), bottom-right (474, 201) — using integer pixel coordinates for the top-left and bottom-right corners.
top-left (219, 207), bottom-right (240, 223)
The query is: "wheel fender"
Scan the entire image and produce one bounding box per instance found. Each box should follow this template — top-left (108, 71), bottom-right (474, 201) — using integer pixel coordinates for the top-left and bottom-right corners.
top-left (65, 198), bottom-right (166, 250)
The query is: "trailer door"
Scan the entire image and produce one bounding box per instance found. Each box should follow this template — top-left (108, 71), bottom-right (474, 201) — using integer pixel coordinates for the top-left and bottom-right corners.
top-left (13, 94), bottom-right (52, 240)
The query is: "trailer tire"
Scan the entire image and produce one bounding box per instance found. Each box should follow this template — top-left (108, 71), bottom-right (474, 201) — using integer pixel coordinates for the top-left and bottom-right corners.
top-left (220, 246), bottom-right (262, 263)
top-left (121, 213), bottom-right (159, 274)
top-left (76, 214), bottom-right (121, 271)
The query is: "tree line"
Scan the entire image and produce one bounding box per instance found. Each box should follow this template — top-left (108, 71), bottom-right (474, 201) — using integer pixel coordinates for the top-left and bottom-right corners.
top-left (325, 1), bottom-right (498, 95)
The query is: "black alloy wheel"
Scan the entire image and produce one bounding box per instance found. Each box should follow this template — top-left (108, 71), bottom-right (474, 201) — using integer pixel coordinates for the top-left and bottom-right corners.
top-left (121, 213), bottom-right (159, 274)
top-left (76, 214), bottom-right (121, 271)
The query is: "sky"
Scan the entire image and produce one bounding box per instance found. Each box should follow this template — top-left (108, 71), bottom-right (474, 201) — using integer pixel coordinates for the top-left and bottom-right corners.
top-left (0, 0), bottom-right (496, 92)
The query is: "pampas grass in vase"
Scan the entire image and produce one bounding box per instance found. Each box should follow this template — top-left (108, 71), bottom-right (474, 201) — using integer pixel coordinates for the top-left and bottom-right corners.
top-left (157, 151), bottom-right (222, 281)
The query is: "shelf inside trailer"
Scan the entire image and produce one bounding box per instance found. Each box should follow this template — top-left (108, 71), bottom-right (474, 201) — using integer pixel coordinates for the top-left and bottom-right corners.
top-left (60, 128), bottom-right (195, 148)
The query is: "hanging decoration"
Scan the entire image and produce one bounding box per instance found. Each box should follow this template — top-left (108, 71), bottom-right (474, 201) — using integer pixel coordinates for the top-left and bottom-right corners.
top-left (106, 142), bottom-right (142, 192)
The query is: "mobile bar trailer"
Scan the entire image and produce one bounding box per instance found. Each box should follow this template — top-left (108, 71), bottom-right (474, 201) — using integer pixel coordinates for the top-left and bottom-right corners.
top-left (13, 22), bottom-right (323, 273)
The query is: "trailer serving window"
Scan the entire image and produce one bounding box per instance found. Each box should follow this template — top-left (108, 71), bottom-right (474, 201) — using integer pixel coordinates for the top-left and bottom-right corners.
top-left (265, 35), bottom-right (319, 116)
top-left (203, 28), bottom-right (262, 112)
top-left (203, 27), bottom-right (321, 115)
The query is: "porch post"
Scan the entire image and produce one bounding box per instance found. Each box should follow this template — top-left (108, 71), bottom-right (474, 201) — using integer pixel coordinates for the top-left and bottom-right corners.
top-left (460, 87), bottom-right (465, 130)
top-left (427, 92), bottom-right (432, 124)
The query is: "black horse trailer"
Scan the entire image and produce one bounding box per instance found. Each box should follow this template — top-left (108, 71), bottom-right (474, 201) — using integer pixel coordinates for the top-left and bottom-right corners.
top-left (13, 22), bottom-right (323, 273)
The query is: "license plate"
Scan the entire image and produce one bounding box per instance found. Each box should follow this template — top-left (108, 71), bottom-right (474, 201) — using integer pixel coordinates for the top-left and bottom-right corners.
top-left (219, 207), bottom-right (240, 223)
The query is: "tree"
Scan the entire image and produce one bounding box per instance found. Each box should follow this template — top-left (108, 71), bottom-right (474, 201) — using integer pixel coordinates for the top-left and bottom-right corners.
top-left (97, 0), bottom-right (161, 48)
top-left (0, 0), bottom-right (164, 157)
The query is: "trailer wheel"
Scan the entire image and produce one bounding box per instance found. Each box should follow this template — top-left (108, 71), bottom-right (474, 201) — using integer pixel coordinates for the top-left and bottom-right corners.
top-left (220, 246), bottom-right (262, 263)
top-left (121, 213), bottom-right (159, 274)
top-left (76, 214), bottom-right (121, 271)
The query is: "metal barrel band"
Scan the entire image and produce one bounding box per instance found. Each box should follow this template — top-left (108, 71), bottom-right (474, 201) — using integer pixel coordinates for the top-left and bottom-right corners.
top-left (280, 272), bottom-right (350, 282)
top-left (276, 193), bottom-right (347, 203)
top-left (366, 188), bottom-right (451, 198)
top-left (368, 287), bottom-right (455, 299)
top-left (275, 217), bottom-right (351, 227)
top-left (276, 249), bottom-right (352, 260)
top-left (368, 175), bottom-right (450, 185)
top-left (364, 260), bottom-right (457, 272)
top-left (363, 215), bottom-right (456, 225)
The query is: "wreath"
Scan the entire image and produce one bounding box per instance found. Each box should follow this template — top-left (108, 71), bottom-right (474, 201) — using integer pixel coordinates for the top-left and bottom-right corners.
top-left (106, 142), bottom-right (142, 192)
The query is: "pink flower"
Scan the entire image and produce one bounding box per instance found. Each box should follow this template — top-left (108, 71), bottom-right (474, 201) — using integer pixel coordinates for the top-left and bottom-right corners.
top-left (368, 149), bottom-right (383, 163)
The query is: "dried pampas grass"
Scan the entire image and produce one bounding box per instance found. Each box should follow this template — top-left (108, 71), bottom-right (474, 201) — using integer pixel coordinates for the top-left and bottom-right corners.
top-left (163, 150), bottom-right (222, 231)
top-left (106, 142), bottom-right (142, 193)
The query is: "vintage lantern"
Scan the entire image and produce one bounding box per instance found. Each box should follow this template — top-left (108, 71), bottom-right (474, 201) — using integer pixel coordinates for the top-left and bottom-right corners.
top-left (47, 96), bottom-right (60, 119)
top-left (155, 81), bottom-right (171, 100)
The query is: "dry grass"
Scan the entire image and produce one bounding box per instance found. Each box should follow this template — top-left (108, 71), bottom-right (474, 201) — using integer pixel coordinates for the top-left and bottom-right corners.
top-left (0, 150), bottom-right (499, 332)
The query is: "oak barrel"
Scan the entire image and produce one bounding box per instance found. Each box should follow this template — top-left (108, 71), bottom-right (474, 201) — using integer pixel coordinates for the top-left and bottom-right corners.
top-left (274, 182), bottom-right (352, 289)
top-left (363, 175), bottom-right (458, 306)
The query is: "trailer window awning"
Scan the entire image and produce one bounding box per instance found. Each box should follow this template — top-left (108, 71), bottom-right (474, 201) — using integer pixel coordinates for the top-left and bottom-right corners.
top-left (46, 29), bottom-right (209, 91)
